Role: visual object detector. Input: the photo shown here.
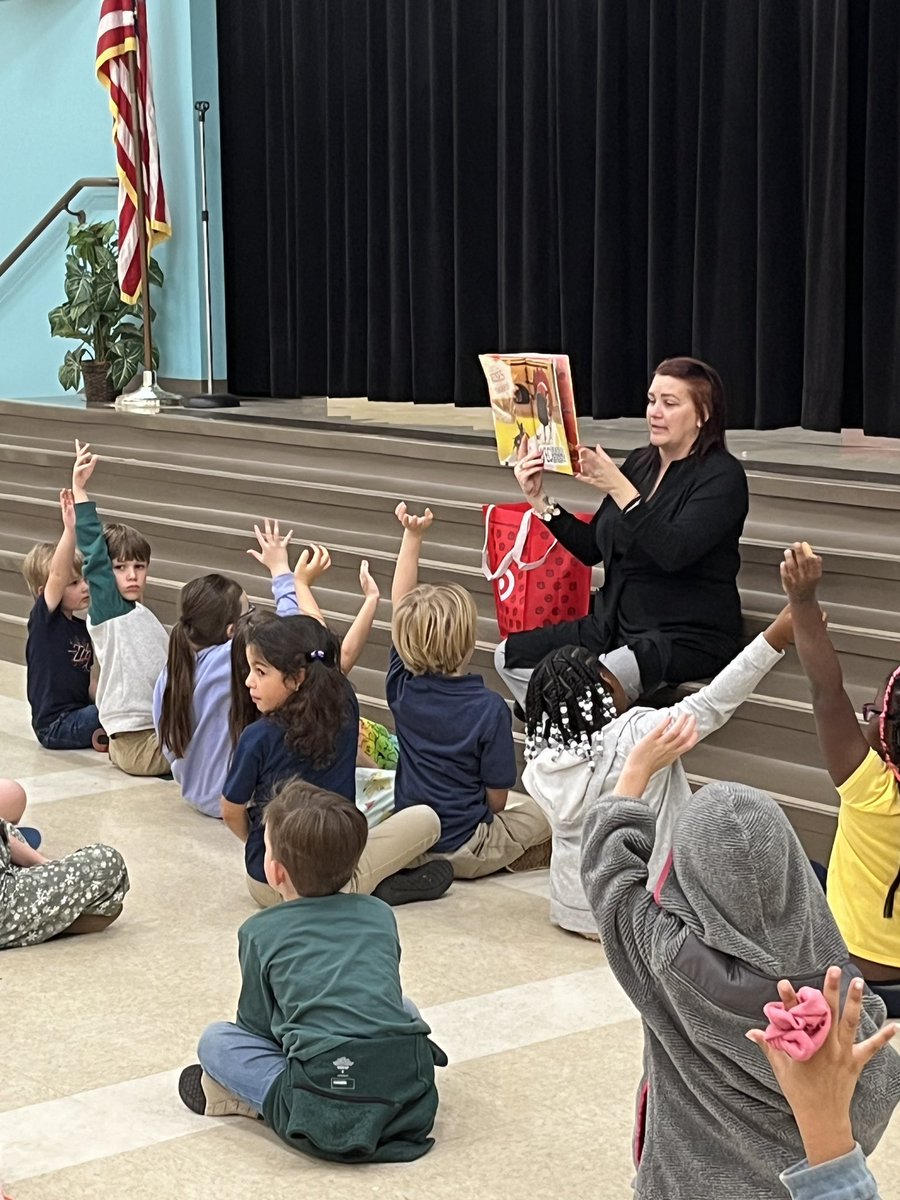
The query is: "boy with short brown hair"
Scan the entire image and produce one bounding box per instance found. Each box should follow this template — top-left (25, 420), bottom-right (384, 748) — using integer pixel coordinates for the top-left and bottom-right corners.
top-left (179, 780), bottom-right (446, 1163)
top-left (22, 489), bottom-right (105, 751)
top-left (72, 439), bottom-right (169, 775)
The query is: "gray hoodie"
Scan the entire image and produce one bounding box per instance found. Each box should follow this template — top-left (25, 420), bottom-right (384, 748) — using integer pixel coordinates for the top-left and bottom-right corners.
top-left (581, 781), bottom-right (900, 1200)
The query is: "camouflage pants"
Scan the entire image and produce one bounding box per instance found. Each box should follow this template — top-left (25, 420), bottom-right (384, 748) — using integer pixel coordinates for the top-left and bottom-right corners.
top-left (0, 843), bottom-right (130, 949)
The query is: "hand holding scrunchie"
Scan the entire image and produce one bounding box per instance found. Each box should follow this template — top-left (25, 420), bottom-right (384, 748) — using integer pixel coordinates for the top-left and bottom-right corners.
top-left (763, 986), bottom-right (832, 1061)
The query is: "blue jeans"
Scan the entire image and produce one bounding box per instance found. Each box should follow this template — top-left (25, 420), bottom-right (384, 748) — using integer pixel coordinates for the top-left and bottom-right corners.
top-left (37, 704), bottom-right (101, 751)
top-left (198, 999), bottom-right (423, 1112)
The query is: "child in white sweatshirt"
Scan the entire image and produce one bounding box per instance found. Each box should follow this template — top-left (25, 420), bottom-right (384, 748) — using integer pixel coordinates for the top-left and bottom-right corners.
top-left (522, 606), bottom-right (793, 937)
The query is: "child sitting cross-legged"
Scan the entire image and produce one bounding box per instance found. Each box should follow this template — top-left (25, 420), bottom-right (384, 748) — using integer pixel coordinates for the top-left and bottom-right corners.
top-left (581, 715), bottom-right (900, 1199)
top-left (72, 439), bottom-right (169, 776)
top-left (22, 489), bottom-right (106, 751)
top-left (388, 502), bottom-right (550, 876)
top-left (222, 611), bottom-right (452, 906)
top-left (179, 781), bottom-right (447, 1163)
top-left (0, 779), bottom-right (128, 948)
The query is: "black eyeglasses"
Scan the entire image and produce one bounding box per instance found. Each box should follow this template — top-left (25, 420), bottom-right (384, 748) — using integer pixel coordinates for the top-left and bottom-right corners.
top-left (243, 603), bottom-right (256, 617)
top-left (862, 702), bottom-right (883, 722)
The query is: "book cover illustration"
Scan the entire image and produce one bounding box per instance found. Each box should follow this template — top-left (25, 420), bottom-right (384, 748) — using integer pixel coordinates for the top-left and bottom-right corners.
top-left (479, 353), bottom-right (581, 474)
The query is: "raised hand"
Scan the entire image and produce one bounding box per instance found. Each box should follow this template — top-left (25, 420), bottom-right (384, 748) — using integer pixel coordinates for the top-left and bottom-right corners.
top-left (747, 966), bottom-right (896, 1166)
top-left (513, 438), bottom-right (545, 504)
top-left (359, 559), bottom-right (380, 601)
top-left (294, 543), bottom-right (332, 586)
top-left (395, 501), bottom-right (434, 537)
top-left (72, 439), bottom-right (99, 499)
top-left (780, 542), bottom-right (823, 604)
top-left (59, 488), bottom-right (76, 531)
top-left (247, 517), bottom-right (294, 577)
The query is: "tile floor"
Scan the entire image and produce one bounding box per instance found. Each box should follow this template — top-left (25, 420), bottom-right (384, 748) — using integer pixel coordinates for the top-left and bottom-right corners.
top-left (1, 658), bottom-right (900, 1199)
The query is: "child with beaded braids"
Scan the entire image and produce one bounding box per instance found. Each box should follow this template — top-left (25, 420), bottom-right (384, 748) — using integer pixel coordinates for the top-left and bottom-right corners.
top-left (523, 606), bottom-right (794, 937)
top-left (782, 542), bottom-right (900, 1014)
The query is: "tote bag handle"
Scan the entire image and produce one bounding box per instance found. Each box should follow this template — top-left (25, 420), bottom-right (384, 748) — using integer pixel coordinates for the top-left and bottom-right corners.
top-left (482, 504), bottom-right (558, 581)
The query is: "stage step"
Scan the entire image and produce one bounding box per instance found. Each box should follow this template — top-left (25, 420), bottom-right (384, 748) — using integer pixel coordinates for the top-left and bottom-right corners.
top-left (0, 399), bottom-right (896, 865)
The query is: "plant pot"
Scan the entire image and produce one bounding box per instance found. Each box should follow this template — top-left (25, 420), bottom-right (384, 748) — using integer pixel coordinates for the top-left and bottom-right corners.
top-left (81, 361), bottom-right (117, 406)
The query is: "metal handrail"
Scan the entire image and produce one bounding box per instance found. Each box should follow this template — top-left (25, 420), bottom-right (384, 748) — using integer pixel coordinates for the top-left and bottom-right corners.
top-left (0, 177), bottom-right (117, 281)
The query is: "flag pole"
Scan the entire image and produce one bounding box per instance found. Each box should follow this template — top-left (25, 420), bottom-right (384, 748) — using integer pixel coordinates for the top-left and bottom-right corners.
top-left (115, 0), bottom-right (179, 409)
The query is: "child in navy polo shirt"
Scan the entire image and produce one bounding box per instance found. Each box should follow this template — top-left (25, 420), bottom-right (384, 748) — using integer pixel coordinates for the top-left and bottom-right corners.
top-left (387, 502), bottom-right (550, 878)
top-left (22, 489), bottom-right (106, 752)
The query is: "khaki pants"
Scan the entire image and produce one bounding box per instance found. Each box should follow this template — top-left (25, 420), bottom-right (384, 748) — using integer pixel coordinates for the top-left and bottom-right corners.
top-left (108, 729), bottom-right (170, 777)
top-left (245, 804), bottom-right (441, 908)
top-left (423, 793), bottom-right (551, 880)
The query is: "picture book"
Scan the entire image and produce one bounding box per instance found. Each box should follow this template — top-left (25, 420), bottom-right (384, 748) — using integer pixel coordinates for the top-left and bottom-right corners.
top-left (479, 352), bottom-right (581, 474)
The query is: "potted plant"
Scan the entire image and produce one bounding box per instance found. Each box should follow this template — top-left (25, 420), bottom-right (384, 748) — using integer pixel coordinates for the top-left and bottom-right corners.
top-left (48, 220), bottom-right (163, 405)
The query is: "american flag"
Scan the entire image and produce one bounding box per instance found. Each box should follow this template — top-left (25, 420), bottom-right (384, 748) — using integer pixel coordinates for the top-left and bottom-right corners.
top-left (96, 0), bottom-right (171, 304)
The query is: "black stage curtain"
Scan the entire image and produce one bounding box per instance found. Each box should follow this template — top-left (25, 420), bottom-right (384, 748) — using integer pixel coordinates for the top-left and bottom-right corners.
top-left (217, 0), bottom-right (900, 435)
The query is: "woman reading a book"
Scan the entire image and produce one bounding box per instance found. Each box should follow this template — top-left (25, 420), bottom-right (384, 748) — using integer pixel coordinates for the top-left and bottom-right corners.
top-left (495, 356), bottom-right (749, 707)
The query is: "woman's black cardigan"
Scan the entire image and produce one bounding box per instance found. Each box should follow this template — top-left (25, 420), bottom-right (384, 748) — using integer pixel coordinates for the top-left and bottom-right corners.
top-left (504, 447), bottom-right (749, 692)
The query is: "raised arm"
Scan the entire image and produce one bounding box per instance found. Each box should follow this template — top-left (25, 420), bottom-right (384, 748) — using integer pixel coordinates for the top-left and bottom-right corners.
top-left (43, 489), bottom-right (80, 613)
top-left (581, 716), bottom-right (697, 1002)
top-left (291, 545), bottom-right (332, 624)
top-left (513, 440), bottom-right (606, 565)
top-left (340, 560), bottom-right (379, 673)
top-left (71, 440), bottom-right (130, 623)
top-left (781, 543), bottom-right (869, 787)
top-left (391, 501), bottom-right (433, 605)
top-left (640, 606), bottom-right (792, 743)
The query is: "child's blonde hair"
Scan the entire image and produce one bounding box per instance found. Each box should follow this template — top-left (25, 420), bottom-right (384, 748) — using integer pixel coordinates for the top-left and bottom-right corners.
top-left (21, 542), bottom-right (84, 597)
top-left (392, 583), bottom-right (477, 675)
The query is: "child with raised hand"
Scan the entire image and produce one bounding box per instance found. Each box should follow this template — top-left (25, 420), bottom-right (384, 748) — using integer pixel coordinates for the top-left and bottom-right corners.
top-left (249, 519), bottom-right (398, 768)
top-left (523, 603), bottom-right (794, 937)
top-left (781, 542), bottom-right (900, 1013)
top-left (388, 502), bottom-right (550, 877)
top-left (72, 439), bottom-right (169, 776)
top-left (22, 489), bottom-right (105, 751)
top-left (179, 781), bottom-right (446, 1162)
top-left (153, 574), bottom-right (251, 816)
top-left (747, 965), bottom-right (896, 1199)
top-left (580, 716), bottom-right (900, 1200)
top-left (222, 612), bottom-right (450, 907)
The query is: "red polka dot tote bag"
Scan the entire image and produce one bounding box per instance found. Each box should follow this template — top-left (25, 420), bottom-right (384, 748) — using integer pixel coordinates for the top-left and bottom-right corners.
top-left (481, 502), bottom-right (592, 638)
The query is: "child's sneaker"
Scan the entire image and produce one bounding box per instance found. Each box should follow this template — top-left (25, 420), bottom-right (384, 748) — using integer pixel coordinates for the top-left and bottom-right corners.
top-left (372, 860), bottom-right (454, 906)
top-left (507, 839), bottom-right (552, 872)
top-left (178, 1065), bottom-right (258, 1119)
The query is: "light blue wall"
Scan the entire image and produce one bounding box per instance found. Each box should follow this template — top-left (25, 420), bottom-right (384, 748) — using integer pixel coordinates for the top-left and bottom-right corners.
top-left (0, 0), bottom-right (226, 397)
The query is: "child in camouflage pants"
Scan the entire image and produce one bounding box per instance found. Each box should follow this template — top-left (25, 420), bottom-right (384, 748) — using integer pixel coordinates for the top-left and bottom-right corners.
top-left (0, 820), bottom-right (129, 948)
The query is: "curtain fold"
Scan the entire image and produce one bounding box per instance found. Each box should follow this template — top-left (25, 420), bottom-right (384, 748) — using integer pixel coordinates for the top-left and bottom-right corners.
top-left (217, 0), bottom-right (900, 435)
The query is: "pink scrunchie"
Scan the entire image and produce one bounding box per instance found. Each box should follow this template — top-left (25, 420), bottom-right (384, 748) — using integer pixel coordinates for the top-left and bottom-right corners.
top-left (762, 987), bottom-right (832, 1061)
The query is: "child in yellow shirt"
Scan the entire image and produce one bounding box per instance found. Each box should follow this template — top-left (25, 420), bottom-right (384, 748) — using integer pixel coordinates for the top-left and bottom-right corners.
top-left (782, 542), bottom-right (900, 1013)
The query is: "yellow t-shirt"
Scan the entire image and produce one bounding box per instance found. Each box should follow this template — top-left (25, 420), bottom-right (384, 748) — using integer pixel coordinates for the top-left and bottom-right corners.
top-left (828, 749), bottom-right (900, 968)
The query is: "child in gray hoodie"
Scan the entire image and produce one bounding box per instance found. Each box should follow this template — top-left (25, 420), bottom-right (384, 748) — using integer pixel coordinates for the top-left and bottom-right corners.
top-left (581, 717), bottom-right (900, 1200)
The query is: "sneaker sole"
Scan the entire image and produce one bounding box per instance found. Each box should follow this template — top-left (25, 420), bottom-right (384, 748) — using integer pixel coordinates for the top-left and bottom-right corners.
top-left (373, 861), bottom-right (454, 906)
top-left (178, 1065), bottom-right (206, 1114)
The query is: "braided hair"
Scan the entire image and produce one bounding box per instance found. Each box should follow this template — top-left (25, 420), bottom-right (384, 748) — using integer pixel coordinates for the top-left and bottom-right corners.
top-left (524, 646), bottom-right (617, 765)
top-left (880, 664), bottom-right (900, 783)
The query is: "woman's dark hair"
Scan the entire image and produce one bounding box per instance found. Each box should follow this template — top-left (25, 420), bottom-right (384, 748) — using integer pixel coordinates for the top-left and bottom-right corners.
top-left (159, 574), bottom-right (243, 759)
top-left (524, 645), bottom-right (617, 760)
top-left (648, 355), bottom-right (728, 459)
top-left (246, 614), bottom-right (354, 768)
